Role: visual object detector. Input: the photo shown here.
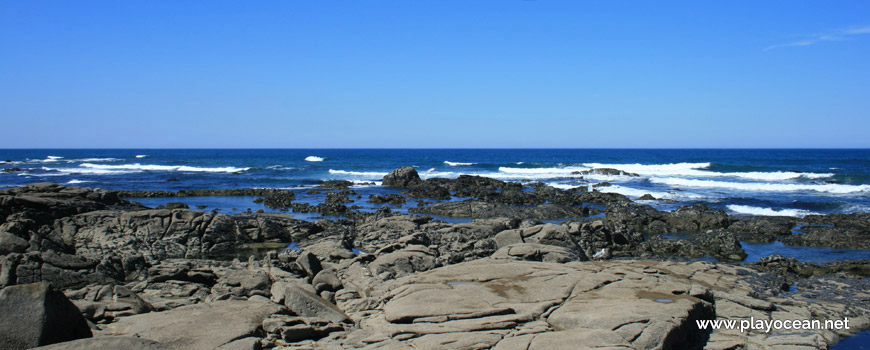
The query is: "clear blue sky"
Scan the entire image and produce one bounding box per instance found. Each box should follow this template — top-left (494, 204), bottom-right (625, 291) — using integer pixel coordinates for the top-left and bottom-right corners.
top-left (1, 1), bottom-right (868, 148)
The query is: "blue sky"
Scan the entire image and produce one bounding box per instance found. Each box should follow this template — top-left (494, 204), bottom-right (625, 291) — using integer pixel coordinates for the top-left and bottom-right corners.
top-left (1, 1), bottom-right (868, 148)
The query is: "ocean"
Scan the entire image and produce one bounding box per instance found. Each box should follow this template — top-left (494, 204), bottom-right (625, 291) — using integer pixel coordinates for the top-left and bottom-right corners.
top-left (2, 149), bottom-right (869, 218)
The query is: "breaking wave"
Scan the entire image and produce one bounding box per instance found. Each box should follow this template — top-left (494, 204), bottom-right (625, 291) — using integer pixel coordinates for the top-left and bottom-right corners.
top-left (650, 177), bottom-right (870, 194)
top-left (727, 205), bottom-right (819, 218)
top-left (79, 163), bottom-right (249, 173)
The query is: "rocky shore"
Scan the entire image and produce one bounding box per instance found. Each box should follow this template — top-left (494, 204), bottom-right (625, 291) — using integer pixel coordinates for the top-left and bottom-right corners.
top-left (2, 167), bottom-right (869, 349)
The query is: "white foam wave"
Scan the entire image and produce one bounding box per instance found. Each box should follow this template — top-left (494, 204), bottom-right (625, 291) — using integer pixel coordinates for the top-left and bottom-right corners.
top-left (423, 168), bottom-right (436, 176)
top-left (546, 183), bottom-right (580, 190)
top-left (79, 163), bottom-right (249, 173)
top-left (493, 166), bottom-right (639, 181)
top-left (19, 172), bottom-right (65, 177)
top-left (67, 158), bottom-right (121, 163)
top-left (516, 162), bottom-right (524, 165)
top-left (136, 155), bottom-right (148, 158)
top-left (496, 166), bottom-right (593, 179)
top-left (35, 156), bottom-right (64, 163)
top-left (41, 166), bottom-right (139, 175)
top-left (595, 184), bottom-right (705, 200)
top-left (498, 166), bottom-right (588, 175)
top-left (444, 161), bottom-right (476, 166)
top-left (66, 179), bottom-right (93, 185)
top-left (650, 177), bottom-right (870, 194)
top-left (727, 205), bottom-right (819, 218)
top-left (305, 156), bottom-right (324, 162)
top-left (328, 169), bottom-right (389, 177)
top-left (581, 162), bottom-right (832, 181)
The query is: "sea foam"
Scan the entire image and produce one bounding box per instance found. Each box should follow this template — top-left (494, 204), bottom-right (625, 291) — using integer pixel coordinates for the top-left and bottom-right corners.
top-left (38, 156), bottom-right (64, 163)
top-left (727, 205), bottom-right (819, 218)
top-left (305, 156), bottom-right (324, 162)
top-left (581, 162), bottom-right (832, 181)
top-left (444, 161), bottom-right (476, 166)
top-left (79, 163), bottom-right (249, 173)
top-left (67, 158), bottom-right (121, 163)
top-left (66, 179), bottom-right (93, 185)
top-left (650, 177), bottom-right (870, 194)
top-left (595, 184), bottom-right (705, 200)
top-left (328, 169), bottom-right (389, 177)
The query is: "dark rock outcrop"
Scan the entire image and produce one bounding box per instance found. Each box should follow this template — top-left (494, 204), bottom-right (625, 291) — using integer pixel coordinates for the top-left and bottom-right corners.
top-left (382, 167), bottom-right (422, 188)
top-left (648, 229), bottom-right (746, 261)
top-left (605, 203), bottom-right (731, 233)
top-left (728, 216), bottom-right (796, 243)
top-left (780, 213), bottom-right (870, 249)
top-left (410, 199), bottom-right (596, 220)
top-left (367, 194), bottom-right (407, 206)
top-left (315, 180), bottom-right (353, 190)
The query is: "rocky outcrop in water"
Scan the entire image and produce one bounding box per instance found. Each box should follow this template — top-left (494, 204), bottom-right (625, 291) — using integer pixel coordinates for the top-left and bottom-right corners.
top-left (605, 202), bottom-right (732, 233)
top-left (648, 229), bottom-right (747, 261)
top-left (727, 216), bottom-right (797, 243)
top-left (382, 166), bottom-right (423, 188)
top-left (778, 213), bottom-right (870, 249)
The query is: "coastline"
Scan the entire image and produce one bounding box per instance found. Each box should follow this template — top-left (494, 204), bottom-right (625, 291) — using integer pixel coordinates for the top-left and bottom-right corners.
top-left (1, 166), bottom-right (869, 349)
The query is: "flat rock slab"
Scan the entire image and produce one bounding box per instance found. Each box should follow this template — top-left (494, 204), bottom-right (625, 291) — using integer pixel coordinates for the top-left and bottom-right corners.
top-left (338, 259), bottom-right (843, 350)
top-left (106, 298), bottom-right (284, 350)
top-left (31, 336), bottom-right (167, 350)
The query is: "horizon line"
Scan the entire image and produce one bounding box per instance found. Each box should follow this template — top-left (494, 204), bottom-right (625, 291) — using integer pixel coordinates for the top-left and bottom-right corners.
top-left (2, 147), bottom-right (869, 151)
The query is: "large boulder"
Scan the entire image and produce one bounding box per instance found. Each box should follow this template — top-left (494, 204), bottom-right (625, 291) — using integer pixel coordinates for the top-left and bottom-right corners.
top-left (382, 167), bottom-right (422, 188)
top-left (0, 282), bottom-right (92, 349)
top-left (270, 281), bottom-right (350, 323)
top-left (0, 230), bottom-right (29, 254)
top-left (369, 245), bottom-right (438, 279)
